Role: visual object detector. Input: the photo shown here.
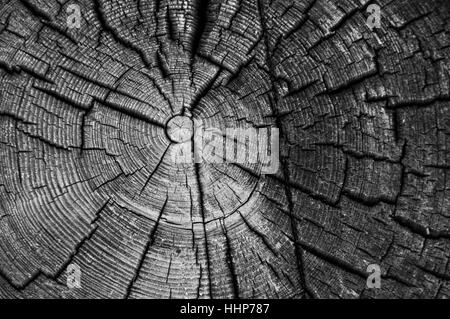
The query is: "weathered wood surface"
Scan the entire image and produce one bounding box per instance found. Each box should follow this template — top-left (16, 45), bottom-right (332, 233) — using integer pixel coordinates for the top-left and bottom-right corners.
top-left (0, 0), bottom-right (449, 299)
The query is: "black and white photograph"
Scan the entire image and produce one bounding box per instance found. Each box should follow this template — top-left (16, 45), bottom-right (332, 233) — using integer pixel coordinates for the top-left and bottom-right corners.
top-left (0, 0), bottom-right (449, 306)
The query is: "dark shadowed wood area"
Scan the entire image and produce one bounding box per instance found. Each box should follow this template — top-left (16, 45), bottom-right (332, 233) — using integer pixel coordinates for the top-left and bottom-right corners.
top-left (0, 0), bottom-right (449, 299)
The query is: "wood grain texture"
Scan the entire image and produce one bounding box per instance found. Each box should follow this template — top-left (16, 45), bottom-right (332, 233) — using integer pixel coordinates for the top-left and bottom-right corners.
top-left (0, 0), bottom-right (449, 299)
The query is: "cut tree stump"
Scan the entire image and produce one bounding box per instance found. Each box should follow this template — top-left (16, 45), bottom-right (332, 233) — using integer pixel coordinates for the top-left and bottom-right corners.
top-left (0, 0), bottom-right (449, 299)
